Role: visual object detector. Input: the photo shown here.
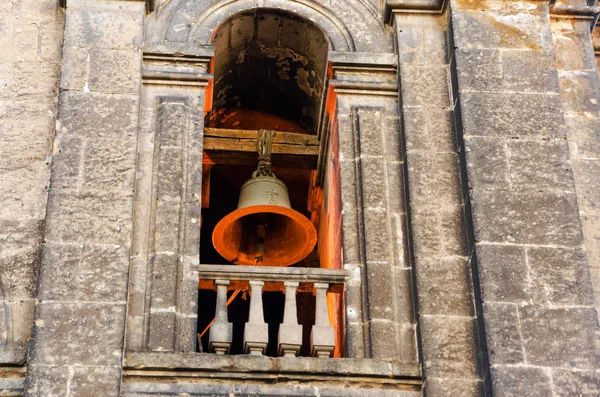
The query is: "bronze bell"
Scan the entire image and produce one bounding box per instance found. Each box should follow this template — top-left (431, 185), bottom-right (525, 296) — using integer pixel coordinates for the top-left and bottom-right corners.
top-left (212, 171), bottom-right (317, 267)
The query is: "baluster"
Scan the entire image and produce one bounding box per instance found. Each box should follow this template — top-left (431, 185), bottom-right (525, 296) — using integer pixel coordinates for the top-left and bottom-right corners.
top-left (278, 281), bottom-right (302, 357)
top-left (243, 280), bottom-right (268, 355)
top-left (310, 283), bottom-right (335, 358)
top-left (209, 279), bottom-right (233, 354)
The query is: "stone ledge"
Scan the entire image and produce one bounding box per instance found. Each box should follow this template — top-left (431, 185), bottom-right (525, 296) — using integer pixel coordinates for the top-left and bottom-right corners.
top-left (124, 352), bottom-right (421, 381)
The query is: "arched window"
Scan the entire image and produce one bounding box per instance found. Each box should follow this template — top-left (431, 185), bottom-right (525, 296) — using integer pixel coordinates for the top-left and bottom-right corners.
top-left (197, 9), bottom-right (346, 358)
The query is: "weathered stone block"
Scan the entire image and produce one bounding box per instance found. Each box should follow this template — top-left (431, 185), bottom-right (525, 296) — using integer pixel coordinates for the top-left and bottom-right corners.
top-left (59, 45), bottom-right (88, 91)
top-left (397, 26), bottom-right (449, 65)
top-left (0, 162), bottom-right (51, 220)
top-left (410, 203), bottom-right (468, 258)
top-left (553, 30), bottom-right (598, 72)
top-left (477, 244), bottom-right (529, 303)
top-left (30, 302), bottom-right (126, 366)
top-left (81, 137), bottom-right (137, 193)
top-left (64, 8), bottom-right (143, 50)
top-left (519, 305), bottom-right (598, 370)
top-left (416, 256), bottom-right (474, 316)
top-left (363, 209), bottom-right (391, 263)
top-left (70, 367), bottom-right (121, 396)
top-left (565, 116), bottom-right (600, 159)
top-left (89, 49), bottom-right (141, 94)
top-left (356, 109), bottom-right (384, 157)
top-left (38, 21), bottom-right (63, 60)
top-left (451, 9), bottom-right (551, 51)
top-left (551, 369), bottom-right (600, 397)
top-left (368, 320), bottom-right (399, 360)
top-left (360, 157), bottom-right (387, 209)
top-left (3, 62), bottom-right (59, 100)
top-left (508, 140), bottom-right (574, 190)
top-left (464, 136), bottom-right (509, 187)
top-left (527, 247), bottom-right (594, 306)
top-left (23, 365), bottom-right (69, 396)
top-left (0, 100), bottom-right (56, 156)
top-left (491, 366), bottom-right (552, 397)
top-left (456, 48), bottom-right (559, 93)
top-left (482, 302), bottom-right (524, 365)
top-left (365, 262), bottom-right (395, 320)
top-left (400, 64), bottom-right (451, 110)
top-left (57, 92), bottom-right (139, 139)
top-left (559, 71), bottom-right (600, 113)
top-left (460, 92), bottom-right (565, 139)
top-left (420, 316), bottom-right (478, 378)
top-left (154, 200), bottom-right (182, 253)
top-left (344, 321), bottom-right (366, 358)
top-left (0, 244), bottom-right (40, 299)
top-left (150, 253), bottom-right (178, 309)
top-left (406, 152), bottom-right (461, 206)
top-left (572, 159), bottom-right (600, 212)
top-left (148, 312), bottom-right (177, 351)
top-left (470, 188), bottom-right (583, 246)
top-left (157, 100), bottom-right (188, 147)
top-left (340, 210), bottom-right (361, 264)
top-left (383, 115), bottom-right (403, 163)
top-left (405, 108), bottom-right (456, 153)
top-left (44, 191), bottom-right (133, 246)
top-left (39, 243), bottom-right (129, 302)
top-left (425, 378), bottom-right (483, 397)
top-left (50, 134), bottom-right (83, 189)
top-left (157, 149), bottom-right (184, 199)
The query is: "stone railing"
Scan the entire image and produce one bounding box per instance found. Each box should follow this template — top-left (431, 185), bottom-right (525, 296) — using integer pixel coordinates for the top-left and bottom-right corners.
top-left (198, 265), bottom-right (350, 358)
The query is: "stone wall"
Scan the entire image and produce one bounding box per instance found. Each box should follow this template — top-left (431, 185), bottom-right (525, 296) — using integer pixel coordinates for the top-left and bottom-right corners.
top-left (0, 0), bottom-right (63, 369)
top-left (23, 0), bottom-right (145, 394)
top-left (451, 0), bottom-right (600, 395)
top-left (1, 0), bottom-right (599, 396)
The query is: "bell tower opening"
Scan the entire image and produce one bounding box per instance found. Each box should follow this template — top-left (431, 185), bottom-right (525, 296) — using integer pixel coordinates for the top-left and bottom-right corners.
top-left (198, 9), bottom-right (344, 358)
top-left (208, 8), bottom-right (329, 133)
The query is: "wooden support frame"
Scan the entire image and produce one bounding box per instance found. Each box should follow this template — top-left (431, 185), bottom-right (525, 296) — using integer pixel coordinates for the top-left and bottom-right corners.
top-left (203, 128), bottom-right (320, 169)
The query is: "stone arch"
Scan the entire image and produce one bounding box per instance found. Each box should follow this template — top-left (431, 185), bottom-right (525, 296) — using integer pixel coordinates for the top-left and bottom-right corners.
top-left (145, 0), bottom-right (393, 53)
top-left (191, 0), bottom-right (355, 51)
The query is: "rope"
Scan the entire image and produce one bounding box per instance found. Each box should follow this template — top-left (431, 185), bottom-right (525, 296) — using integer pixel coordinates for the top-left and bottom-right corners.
top-left (255, 129), bottom-right (275, 177)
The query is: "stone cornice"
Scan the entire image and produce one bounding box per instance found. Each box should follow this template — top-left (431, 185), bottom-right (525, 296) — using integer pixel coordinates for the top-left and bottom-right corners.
top-left (550, 1), bottom-right (600, 32)
top-left (327, 52), bottom-right (398, 95)
top-left (60, 0), bottom-right (148, 10)
top-left (383, 0), bottom-right (447, 24)
top-left (142, 42), bottom-right (214, 86)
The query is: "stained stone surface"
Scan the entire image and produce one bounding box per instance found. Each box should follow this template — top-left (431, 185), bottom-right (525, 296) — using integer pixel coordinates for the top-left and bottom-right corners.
top-left (0, 0), bottom-right (64, 368)
top-left (2, 0), bottom-right (600, 396)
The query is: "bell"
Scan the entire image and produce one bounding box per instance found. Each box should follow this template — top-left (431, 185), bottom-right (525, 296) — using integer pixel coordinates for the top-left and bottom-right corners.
top-left (212, 172), bottom-right (317, 267)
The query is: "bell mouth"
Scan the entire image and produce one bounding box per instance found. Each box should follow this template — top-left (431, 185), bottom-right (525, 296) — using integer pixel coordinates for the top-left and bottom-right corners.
top-left (212, 204), bottom-right (317, 267)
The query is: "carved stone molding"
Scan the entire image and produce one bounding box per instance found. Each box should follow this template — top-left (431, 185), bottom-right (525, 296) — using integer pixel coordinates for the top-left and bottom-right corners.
top-left (126, 46), bottom-right (211, 353)
top-left (550, 0), bottom-right (600, 31)
top-left (144, 0), bottom-right (394, 53)
top-left (384, 0), bottom-right (446, 22)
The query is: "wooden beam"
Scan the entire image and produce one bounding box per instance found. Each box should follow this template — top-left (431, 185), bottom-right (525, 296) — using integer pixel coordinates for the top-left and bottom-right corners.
top-left (202, 128), bottom-right (320, 169)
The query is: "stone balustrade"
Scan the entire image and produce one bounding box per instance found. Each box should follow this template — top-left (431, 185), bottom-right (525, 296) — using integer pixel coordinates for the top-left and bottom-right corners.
top-left (198, 265), bottom-right (350, 358)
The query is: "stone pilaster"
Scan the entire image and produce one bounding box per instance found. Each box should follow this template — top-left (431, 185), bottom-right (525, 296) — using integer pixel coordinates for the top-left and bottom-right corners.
top-left (24, 0), bottom-right (145, 395)
top-left (324, 52), bottom-right (418, 364)
top-left (450, 0), bottom-right (600, 396)
top-left (125, 42), bottom-right (211, 354)
top-left (551, 4), bottom-right (600, 394)
top-left (392, 9), bottom-right (485, 396)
